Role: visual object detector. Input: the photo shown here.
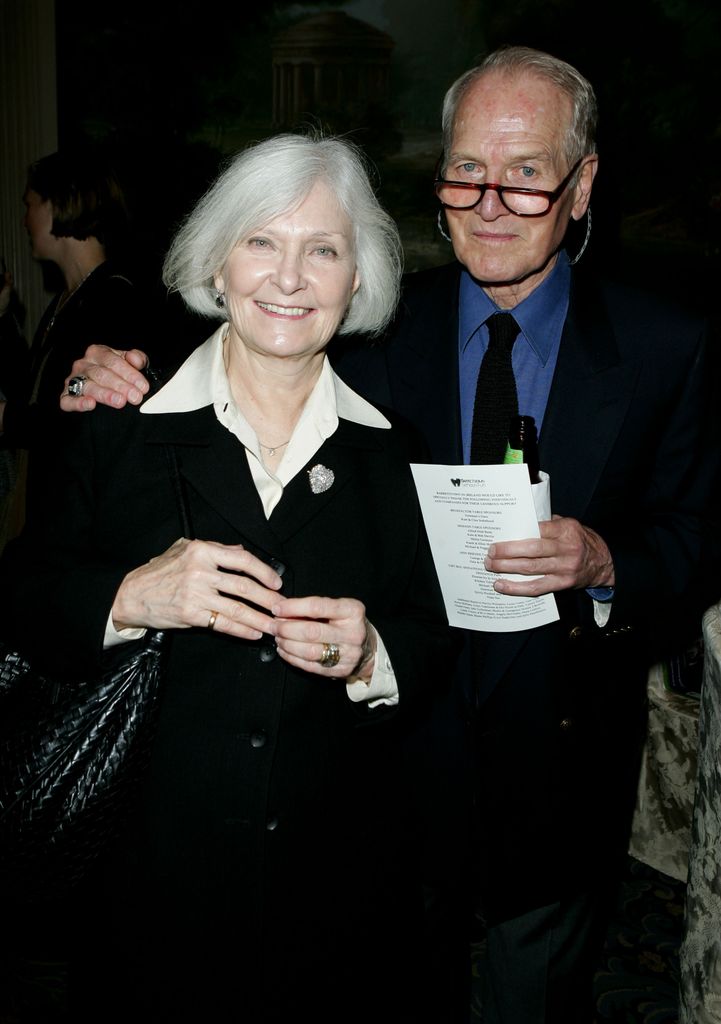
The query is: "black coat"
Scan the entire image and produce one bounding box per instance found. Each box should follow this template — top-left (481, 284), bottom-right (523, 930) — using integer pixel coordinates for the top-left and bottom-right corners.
top-left (1, 261), bottom-right (151, 515)
top-left (1, 386), bottom-right (452, 1021)
top-left (332, 261), bottom-right (719, 921)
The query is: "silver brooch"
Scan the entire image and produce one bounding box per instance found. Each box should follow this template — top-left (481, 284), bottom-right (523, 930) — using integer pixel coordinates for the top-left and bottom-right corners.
top-left (308, 464), bottom-right (335, 494)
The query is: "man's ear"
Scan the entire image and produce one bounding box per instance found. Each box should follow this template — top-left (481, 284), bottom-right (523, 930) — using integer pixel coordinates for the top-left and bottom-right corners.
top-left (571, 155), bottom-right (598, 221)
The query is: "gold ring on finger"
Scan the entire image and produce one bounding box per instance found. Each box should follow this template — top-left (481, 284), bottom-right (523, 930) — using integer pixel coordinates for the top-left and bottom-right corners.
top-left (207, 609), bottom-right (220, 630)
top-left (319, 642), bottom-right (341, 668)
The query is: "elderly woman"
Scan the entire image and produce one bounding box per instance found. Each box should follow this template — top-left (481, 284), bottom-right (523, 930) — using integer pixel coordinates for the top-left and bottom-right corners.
top-left (1, 135), bottom-right (450, 1022)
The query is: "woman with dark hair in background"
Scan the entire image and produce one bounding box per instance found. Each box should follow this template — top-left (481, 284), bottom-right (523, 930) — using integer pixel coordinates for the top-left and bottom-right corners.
top-left (0, 148), bottom-right (147, 525)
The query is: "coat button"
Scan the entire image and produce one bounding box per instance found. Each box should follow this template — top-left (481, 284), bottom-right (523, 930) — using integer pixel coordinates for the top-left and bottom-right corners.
top-left (559, 718), bottom-right (573, 730)
top-left (259, 645), bottom-right (277, 663)
top-left (568, 626), bottom-right (583, 640)
top-left (250, 731), bottom-right (267, 748)
top-left (266, 817), bottom-right (279, 831)
top-left (269, 558), bottom-right (286, 577)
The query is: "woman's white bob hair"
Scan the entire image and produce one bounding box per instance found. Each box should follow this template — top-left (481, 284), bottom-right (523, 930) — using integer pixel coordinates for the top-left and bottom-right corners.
top-left (163, 133), bottom-right (403, 337)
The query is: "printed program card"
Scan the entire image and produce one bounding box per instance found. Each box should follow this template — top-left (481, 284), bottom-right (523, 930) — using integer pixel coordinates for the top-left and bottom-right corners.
top-left (411, 463), bottom-right (559, 632)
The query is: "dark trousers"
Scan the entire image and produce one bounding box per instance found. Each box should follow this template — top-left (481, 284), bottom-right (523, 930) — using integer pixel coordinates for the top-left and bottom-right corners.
top-left (481, 888), bottom-right (610, 1024)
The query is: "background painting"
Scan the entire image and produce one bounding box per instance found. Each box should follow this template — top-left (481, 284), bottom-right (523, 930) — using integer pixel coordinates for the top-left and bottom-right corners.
top-left (54, 0), bottom-right (720, 307)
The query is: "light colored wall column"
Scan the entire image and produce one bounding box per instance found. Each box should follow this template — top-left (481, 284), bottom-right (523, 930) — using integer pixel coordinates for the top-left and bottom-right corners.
top-left (0, 0), bottom-right (57, 337)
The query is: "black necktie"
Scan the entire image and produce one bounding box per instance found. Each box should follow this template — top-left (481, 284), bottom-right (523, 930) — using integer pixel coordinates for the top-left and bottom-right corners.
top-left (470, 312), bottom-right (521, 464)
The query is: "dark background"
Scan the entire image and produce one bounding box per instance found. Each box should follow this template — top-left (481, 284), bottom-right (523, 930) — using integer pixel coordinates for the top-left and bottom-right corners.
top-left (55, 0), bottom-right (721, 310)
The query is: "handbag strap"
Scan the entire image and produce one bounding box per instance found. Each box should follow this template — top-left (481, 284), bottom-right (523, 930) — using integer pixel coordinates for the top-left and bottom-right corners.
top-left (163, 444), bottom-right (194, 541)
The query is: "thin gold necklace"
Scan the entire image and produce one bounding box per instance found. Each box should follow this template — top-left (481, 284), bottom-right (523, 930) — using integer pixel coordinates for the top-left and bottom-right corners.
top-left (258, 438), bottom-right (290, 457)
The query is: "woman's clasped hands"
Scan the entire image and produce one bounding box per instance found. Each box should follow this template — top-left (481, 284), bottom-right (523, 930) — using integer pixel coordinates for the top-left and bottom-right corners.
top-left (111, 538), bottom-right (376, 682)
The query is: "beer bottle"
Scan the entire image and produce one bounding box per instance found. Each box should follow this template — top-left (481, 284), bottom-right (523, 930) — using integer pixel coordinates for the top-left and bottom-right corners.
top-left (503, 414), bottom-right (540, 483)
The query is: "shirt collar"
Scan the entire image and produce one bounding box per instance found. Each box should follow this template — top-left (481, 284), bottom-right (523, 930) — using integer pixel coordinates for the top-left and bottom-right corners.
top-left (458, 252), bottom-right (571, 366)
top-left (141, 324), bottom-right (390, 430)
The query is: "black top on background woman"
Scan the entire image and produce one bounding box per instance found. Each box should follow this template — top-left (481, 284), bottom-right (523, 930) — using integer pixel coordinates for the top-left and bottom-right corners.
top-left (0, 133), bottom-right (451, 1023)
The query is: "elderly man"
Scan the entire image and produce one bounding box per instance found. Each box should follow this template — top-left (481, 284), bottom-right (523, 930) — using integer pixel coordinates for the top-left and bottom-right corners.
top-left (58, 47), bottom-right (715, 1024)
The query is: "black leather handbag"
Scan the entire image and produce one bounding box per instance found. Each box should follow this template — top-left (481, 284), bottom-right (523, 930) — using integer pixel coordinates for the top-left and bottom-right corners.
top-left (0, 444), bottom-right (187, 903)
top-left (0, 631), bottom-right (167, 902)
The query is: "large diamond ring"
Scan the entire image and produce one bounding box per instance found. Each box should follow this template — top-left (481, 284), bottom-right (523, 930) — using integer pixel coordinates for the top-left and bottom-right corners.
top-left (67, 375), bottom-right (88, 397)
top-left (319, 642), bottom-right (341, 668)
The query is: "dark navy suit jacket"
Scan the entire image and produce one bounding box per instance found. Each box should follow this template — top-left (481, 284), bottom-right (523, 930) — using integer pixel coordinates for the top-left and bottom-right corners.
top-left (331, 260), bottom-right (717, 920)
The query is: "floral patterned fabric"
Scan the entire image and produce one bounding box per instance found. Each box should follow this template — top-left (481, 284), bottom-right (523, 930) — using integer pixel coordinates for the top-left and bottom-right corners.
top-left (679, 602), bottom-right (721, 1024)
top-left (629, 664), bottom-right (699, 883)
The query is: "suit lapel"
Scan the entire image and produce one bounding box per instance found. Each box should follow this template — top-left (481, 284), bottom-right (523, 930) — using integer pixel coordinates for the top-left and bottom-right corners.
top-left (143, 406), bottom-right (384, 549)
top-left (143, 407), bottom-right (275, 548)
top-left (540, 272), bottom-right (640, 519)
top-left (269, 418), bottom-right (384, 543)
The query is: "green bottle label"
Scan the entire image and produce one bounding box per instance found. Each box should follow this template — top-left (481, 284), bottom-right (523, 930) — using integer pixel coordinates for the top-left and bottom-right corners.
top-left (503, 444), bottom-right (523, 465)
